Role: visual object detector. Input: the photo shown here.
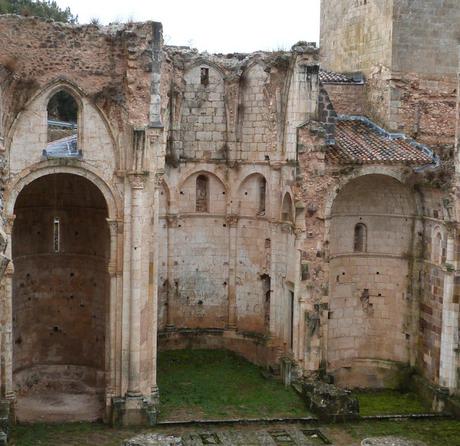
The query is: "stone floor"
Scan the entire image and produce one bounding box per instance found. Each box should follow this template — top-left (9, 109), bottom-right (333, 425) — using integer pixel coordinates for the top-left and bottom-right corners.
top-left (124, 427), bottom-right (341, 445)
top-left (16, 392), bottom-right (103, 422)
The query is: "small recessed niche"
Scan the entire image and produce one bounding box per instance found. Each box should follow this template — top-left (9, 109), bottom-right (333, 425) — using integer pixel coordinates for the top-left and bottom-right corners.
top-left (200, 67), bottom-right (209, 85)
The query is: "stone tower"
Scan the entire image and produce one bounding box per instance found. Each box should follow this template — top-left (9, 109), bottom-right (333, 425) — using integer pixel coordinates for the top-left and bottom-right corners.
top-left (320, 0), bottom-right (459, 150)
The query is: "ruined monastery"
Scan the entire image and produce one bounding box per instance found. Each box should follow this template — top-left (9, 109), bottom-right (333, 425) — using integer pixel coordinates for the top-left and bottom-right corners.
top-left (0, 0), bottom-right (459, 429)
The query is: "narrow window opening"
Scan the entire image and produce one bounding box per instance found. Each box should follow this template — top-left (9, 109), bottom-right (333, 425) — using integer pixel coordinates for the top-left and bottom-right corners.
top-left (45, 90), bottom-right (79, 158)
top-left (200, 67), bottom-right (209, 86)
top-left (53, 217), bottom-right (60, 253)
top-left (258, 177), bottom-right (266, 215)
top-left (353, 223), bottom-right (367, 252)
top-left (196, 175), bottom-right (209, 212)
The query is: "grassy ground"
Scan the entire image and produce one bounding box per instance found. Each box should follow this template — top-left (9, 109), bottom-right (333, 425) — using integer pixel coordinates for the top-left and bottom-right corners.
top-left (340, 419), bottom-right (460, 446)
top-left (8, 419), bottom-right (460, 446)
top-left (357, 390), bottom-right (431, 416)
top-left (157, 349), bottom-right (309, 420)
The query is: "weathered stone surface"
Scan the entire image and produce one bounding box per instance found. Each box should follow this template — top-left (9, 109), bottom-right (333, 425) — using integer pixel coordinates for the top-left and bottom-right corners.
top-left (301, 380), bottom-right (359, 421)
top-left (0, 0), bottom-right (458, 430)
top-left (123, 434), bottom-right (183, 446)
top-left (361, 438), bottom-right (427, 446)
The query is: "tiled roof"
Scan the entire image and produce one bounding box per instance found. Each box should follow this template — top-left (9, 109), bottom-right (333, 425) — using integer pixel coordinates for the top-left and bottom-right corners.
top-left (319, 69), bottom-right (363, 84)
top-left (327, 116), bottom-right (436, 166)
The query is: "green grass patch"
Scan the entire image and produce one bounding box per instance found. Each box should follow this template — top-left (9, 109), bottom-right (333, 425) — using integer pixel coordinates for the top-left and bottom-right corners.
top-left (157, 349), bottom-right (310, 420)
top-left (343, 419), bottom-right (460, 446)
top-left (9, 422), bottom-right (121, 446)
top-left (357, 390), bottom-right (431, 416)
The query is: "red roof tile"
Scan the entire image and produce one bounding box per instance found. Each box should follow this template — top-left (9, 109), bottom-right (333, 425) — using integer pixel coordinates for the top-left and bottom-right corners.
top-left (327, 118), bottom-right (435, 165)
top-left (319, 69), bottom-right (362, 84)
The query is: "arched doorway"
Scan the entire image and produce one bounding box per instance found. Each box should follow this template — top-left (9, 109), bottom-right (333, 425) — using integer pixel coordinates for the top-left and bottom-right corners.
top-left (12, 173), bottom-right (109, 422)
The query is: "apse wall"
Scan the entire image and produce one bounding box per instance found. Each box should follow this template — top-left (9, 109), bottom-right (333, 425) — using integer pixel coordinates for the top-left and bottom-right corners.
top-left (12, 174), bottom-right (109, 391)
top-left (328, 174), bottom-right (417, 388)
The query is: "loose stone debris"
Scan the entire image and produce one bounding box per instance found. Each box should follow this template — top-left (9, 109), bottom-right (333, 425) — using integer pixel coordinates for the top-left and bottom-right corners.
top-left (361, 437), bottom-right (427, 446)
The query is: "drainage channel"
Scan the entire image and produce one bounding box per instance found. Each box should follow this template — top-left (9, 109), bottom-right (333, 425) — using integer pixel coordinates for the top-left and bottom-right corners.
top-left (157, 412), bottom-right (452, 427)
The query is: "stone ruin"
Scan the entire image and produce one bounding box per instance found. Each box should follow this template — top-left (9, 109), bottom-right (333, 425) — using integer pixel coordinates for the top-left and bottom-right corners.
top-left (0, 0), bottom-right (458, 437)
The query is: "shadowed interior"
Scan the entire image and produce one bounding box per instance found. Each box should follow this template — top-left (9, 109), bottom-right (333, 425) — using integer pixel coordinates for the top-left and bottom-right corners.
top-left (12, 173), bottom-right (109, 419)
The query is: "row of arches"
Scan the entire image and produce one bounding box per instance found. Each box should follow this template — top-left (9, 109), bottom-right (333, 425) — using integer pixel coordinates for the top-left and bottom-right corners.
top-left (161, 171), bottom-right (295, 221)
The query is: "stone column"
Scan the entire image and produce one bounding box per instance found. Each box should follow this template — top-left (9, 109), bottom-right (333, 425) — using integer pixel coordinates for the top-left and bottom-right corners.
top-left (0, 211), bottom-right (11, 446)
top-left (106, 219), bottom-right (122, 410)
top-left (226, 214), bottom-right (239, 329)
top-left (165, 215), bottom-right (178, 329)
top-left (1, 216), bottom-right (14, 403)
top-left (292, 229), bottom-right (303, 361)
top-left (150, 174), bottom-right (162, 403)
top-left (127, 174), bottom-right (146, 397)
top-left (439, 234), bottom-right (458, 390)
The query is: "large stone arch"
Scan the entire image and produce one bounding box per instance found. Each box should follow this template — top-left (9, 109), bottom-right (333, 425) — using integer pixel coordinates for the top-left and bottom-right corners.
top-left (1, 164), bottom-right (123, 422)
top-left (327, 173), bottom-right (418, 388)
top-left (4, 162), bottom-right (120, 220)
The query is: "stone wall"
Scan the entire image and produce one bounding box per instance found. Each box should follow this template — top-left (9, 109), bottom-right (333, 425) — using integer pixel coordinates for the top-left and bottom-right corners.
top-left (320, 0), bottom-right (394, 74)
top-left (157, 45), bottom-right (318, 364)
top-left (322, 84), bottom-right (365, 116)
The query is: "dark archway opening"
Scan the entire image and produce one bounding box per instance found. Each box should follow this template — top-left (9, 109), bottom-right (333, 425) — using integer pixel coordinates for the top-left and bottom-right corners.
top-left (12, 173), bottom-right (109, 422)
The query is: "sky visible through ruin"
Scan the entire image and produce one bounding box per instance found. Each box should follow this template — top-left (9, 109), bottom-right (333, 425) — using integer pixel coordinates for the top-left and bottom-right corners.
top-left (55, 0), bottom-right (321, 53)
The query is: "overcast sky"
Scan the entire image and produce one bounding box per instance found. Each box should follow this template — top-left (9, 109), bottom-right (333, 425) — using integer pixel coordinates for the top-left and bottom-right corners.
top-left (56, 0), bottom-right (321, 54)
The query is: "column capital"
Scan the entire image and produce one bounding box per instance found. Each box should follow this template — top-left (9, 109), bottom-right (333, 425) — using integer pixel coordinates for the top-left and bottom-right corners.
top-left (225, 214), bottom-right (239, 227)
top-left (153, 171), bottom-right (165, 189)
top-left (106, 218), bottom-right (123, 233)
top-left (166, 214), bottom-right (179, 228)
top-left (128, 173), bottom-right (148, 190)
top-left (3, 215), bottom-right (15, 234)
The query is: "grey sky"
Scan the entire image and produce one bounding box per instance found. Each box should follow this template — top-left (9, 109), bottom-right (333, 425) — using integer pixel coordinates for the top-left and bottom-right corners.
top-left (56, 0), bottom-right (321, 53)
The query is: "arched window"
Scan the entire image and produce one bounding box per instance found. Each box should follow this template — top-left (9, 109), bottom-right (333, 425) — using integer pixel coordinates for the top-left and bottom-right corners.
top-left (44, 90), bottom-right (79, 158)
top-left (281, 193), bottom-right (294, 222)
top-left (353, 223), bottom-right (367, 252)
top-left (196, 175), bottom-right (209, 212)
top-left (432, 229), bottom-right (443, 264)
top-left (258, 177), bottom-right (266, 215)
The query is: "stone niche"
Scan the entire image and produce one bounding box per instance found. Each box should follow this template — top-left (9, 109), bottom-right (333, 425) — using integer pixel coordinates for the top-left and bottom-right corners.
top-left (12, 173), bottom-right (109, 397)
